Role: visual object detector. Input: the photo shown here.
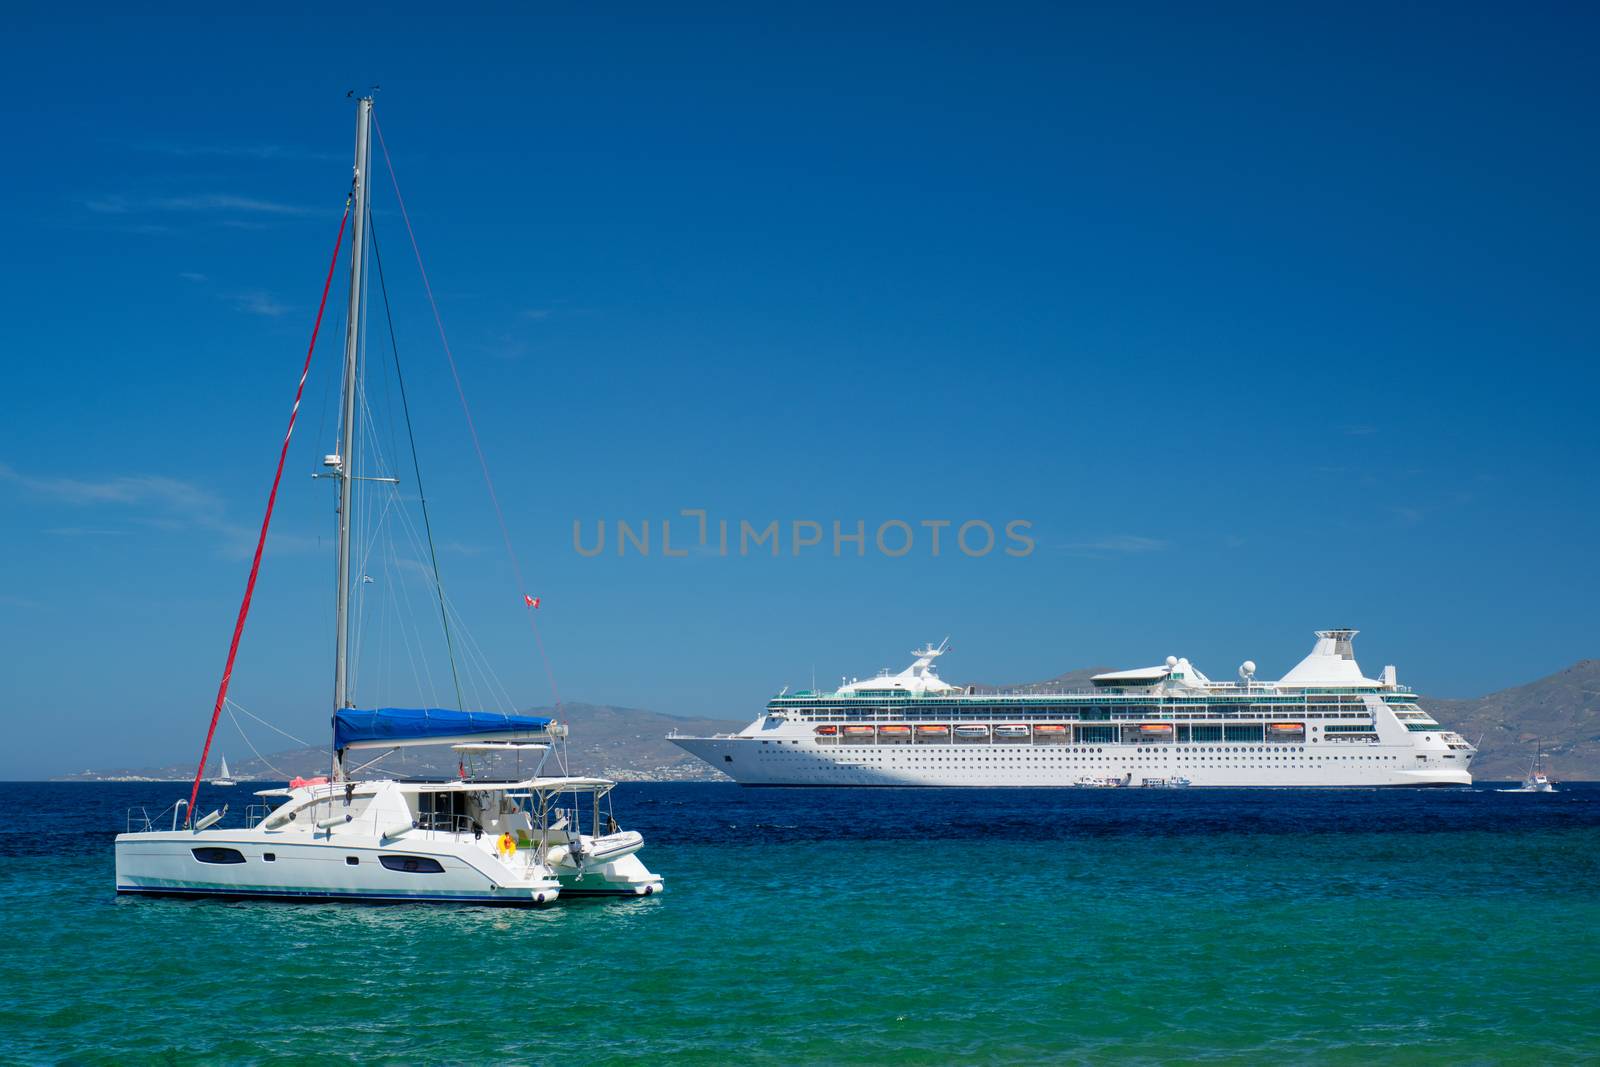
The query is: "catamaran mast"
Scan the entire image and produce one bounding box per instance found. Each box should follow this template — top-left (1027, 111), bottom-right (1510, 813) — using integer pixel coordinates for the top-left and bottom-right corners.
top-left (333, 96), bottom-right (373, 765)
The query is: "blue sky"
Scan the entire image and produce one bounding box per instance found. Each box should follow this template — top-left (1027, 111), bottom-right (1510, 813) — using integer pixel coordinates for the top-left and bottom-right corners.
top-left (1, 6), bottom-right (1596, 778)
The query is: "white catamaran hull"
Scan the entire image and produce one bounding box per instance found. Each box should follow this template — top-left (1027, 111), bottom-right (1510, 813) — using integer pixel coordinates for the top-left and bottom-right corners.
top-left (115, 830), bottom-right (562, 906)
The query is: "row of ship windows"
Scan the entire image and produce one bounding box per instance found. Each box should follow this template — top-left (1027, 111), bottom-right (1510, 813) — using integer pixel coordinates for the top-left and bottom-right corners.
top-left (779, 754), bottom-right (1406, 764)
top-left (768, 742), bottom-right (1320, 753)
top-left (812, 729), bottom-right (1333, 744)
top-left (775, 694), bottom-right (1395, 705)
top-left (755, 745), bottom-right (1414, 759)
top-left (786, 711), bottom-right (1376, 722)
top-left (761, 748), bottom-right (1427, 755)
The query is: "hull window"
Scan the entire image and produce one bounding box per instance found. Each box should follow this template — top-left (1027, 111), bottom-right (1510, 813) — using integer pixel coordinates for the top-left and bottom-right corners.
top-left (191, 847), bottom-right (246, 865)
top-left (379, 855), bottom-right (445, 874)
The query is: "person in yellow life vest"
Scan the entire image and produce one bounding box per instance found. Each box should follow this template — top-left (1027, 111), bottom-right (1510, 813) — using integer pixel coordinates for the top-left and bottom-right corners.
top-left (497, 832), bottom-right (516, 858)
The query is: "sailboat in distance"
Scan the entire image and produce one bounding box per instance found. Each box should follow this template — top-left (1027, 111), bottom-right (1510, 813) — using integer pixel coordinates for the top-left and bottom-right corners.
top-left (1500, 739), bottom-right (1557, 793)
top-left (210, 755), bottom-right (236, 787)
top-left (113, 97), bottom-right (662, 905)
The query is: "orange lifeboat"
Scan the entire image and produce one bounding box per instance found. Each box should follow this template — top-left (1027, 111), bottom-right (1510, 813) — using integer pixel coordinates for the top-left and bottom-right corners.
top-left (841, 725), bottom-right (875, 736)
top-left (813, 725), bottom-right (838, 736)
top-left (879, 725), bottom-right (912, 735)
top-left (914, 724), bottom-right (950, 734)
top-left (1269, 723), bottom-right (1304, 732)
top-left (1033, 724), bottom-right (1068, 734)
top-left (1139, 723), bottom-right (1173, 734)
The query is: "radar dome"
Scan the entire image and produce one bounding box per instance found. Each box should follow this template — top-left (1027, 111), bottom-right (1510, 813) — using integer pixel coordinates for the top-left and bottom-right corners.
top-left (1165, 655), bottom-right (1178, 668)
top-left (1241, 660), bottom-right (1256, 675)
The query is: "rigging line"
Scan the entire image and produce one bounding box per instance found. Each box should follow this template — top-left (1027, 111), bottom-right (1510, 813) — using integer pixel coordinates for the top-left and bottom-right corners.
top-left (226, 705), bottom-right (314, 782)
top-left (224, 698), bottom-right (314, 747)
top-left (345, 748), bottom-right (397, 777)
top-left (371, 112), bottom-right (565, 718)
top-left (390, 531), bottom-right (436, 710)
top-left (384, 521), bottom-right (442, 708)
top-left (348, 378), bottom-right (416, 696)
top-left (369, 210), bottom-right (465, 712)
top-left (348, 200), bottom-right (375, 701)
top-left (378, 479), bottom-right (449, 707)
top-left (186, 197), bottom-right (351, 825)
top-left (381, 480), bottom-right (456, 708)
top-left (438, 587), bottom-right (520, 713)
top-left (348, 396), bottom-right (398, 585)
top-left (438, 592), bottom-right (502, 714)
top-left (309, 297), bottom-right (346, 470)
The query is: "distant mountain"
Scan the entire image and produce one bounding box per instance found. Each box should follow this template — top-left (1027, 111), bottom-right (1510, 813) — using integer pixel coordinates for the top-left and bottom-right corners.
top-left (1422, 660), bottom-right (1600, 781)
top-left (542, 702), bottom-right (745, 780)
top-left (54, 663), bottom-right (1599, 782)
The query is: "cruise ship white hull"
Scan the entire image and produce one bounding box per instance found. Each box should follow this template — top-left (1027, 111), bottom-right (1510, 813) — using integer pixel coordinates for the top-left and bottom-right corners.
top-left (672, 734), bottom-right (1471, 788)
top-left (670, 632), bottom-right (1477, 788)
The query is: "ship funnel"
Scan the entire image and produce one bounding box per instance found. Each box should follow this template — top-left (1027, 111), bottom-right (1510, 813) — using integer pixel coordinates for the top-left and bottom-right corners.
top-left (1314, 629), bottom-right (1359, 659)
top-left (1280, 629), bottom-right (1377, 687)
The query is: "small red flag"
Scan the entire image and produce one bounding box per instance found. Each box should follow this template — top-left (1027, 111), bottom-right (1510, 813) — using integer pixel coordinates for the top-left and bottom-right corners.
top-left (524, 594), bottom-right (540, 609)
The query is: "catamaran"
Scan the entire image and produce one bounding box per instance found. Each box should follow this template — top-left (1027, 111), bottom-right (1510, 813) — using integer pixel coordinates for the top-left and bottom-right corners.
top-left (115, 97), bottom-right (662, 904)
top-left (670, 630), bottom-right (1477, 787)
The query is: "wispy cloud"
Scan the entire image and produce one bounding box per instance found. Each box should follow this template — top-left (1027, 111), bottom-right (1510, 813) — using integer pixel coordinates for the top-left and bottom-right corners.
top-left (179, 271), bottom-right (208, 283)
top-left (482, 332), bottom-right (530, 361)
top-left (225, 289), bottom-right (291, 317)
top-left (1, 463), bottom-right (218, 511)
top-left (1344, 424), bottom-right (1379, 436)
top-left (4, 462), bottom-right (242, 553)
top-left (128, 140), bottom-right (340, 163)
top-left (1061, 535), bottom-right (1168, 557)
top-left (85, 193), bottom-right (314, 217)
top-left (4, 461), bottom-right (322, 560)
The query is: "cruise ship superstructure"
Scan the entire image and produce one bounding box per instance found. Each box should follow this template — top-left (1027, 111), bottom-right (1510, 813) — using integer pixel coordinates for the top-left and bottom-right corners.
top-left (669, 631), bottom-right (1475, 787)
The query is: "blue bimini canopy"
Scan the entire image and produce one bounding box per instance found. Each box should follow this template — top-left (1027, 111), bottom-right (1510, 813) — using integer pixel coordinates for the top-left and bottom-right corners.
top-left (334, 708), bottom-right (553, 750)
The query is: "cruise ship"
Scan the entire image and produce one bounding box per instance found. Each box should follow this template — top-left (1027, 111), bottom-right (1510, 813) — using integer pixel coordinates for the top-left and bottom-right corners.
top-left (669, 631), bottom-right (1476, 787)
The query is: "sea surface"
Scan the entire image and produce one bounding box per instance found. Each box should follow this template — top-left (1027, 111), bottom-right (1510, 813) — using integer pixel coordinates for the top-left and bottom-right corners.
top-left (1, 782), bottom-right (1596, 1065)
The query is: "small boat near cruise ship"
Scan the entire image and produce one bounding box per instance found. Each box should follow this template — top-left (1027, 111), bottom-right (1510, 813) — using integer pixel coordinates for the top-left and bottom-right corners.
top-left (210, 755), bottom-right (236, 787)
top-left (668, 631), bottom-right (1477, 787)
top-left (1499, 741), bottom-right (1557, 793)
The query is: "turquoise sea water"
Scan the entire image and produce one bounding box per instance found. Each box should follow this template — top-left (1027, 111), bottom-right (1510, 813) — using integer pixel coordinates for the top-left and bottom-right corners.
top-left (1, 782), bottom-right (1597, 1064)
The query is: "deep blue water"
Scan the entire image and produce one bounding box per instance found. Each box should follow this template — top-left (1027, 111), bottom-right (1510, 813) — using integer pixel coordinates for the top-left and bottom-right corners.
top-left (2, 781), bottom-right (1597, 1063)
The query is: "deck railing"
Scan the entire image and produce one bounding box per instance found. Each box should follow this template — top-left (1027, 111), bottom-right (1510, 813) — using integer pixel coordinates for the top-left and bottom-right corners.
top-left (123, 799), bottom-right (188, 833)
